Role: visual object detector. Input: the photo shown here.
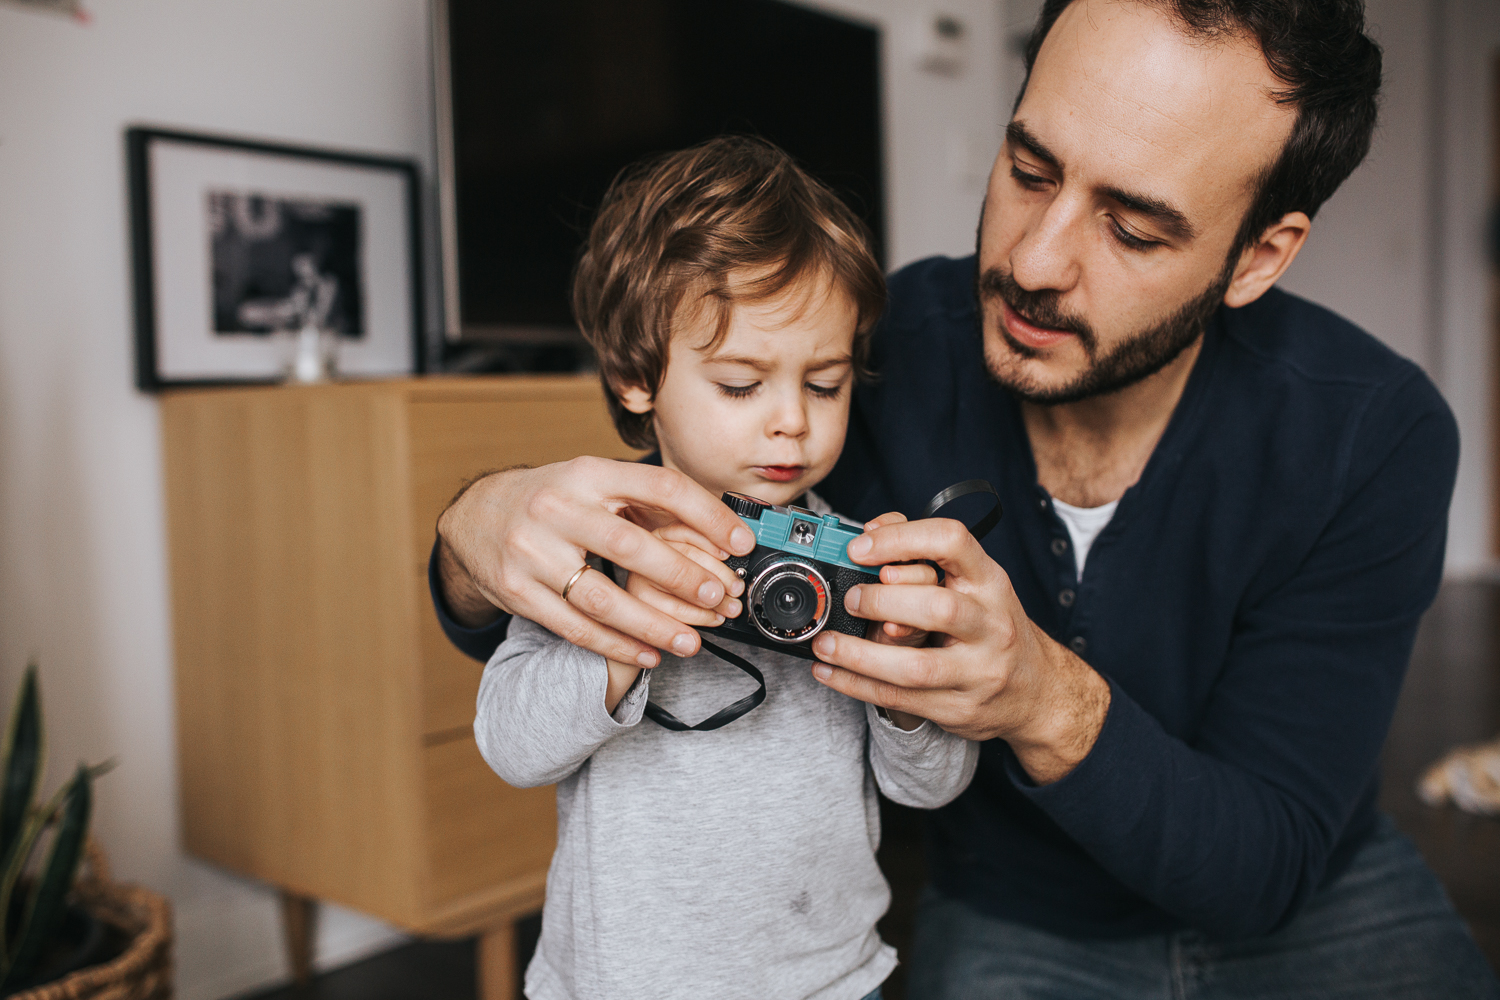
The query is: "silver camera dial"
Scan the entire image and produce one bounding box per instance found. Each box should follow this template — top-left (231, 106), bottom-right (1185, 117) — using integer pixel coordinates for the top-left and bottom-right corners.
top-left (747, 559), bottom-right (832, 643)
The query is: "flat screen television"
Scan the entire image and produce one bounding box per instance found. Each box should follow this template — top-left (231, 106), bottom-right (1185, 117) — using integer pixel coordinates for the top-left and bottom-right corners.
top-left (432, 0), bottom-right (885, 365)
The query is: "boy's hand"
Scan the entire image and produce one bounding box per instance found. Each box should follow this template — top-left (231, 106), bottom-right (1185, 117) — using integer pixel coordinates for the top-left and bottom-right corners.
top-left (624, 522), bottom-right (745, 630)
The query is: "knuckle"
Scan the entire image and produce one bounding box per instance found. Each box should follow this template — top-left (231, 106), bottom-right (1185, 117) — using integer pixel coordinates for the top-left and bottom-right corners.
top-left (572, 577), bottom-right (615, 617)
top-left (526, 485), bottom-right (565, 524)
top-left (937, 519), bottom-right (967, 548)
top-left (602, 522), bottom-right (643, 562)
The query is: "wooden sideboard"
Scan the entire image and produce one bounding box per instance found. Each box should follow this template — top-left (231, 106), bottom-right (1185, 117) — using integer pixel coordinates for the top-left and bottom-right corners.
top-left (160, 375), bottom-right (638, 998)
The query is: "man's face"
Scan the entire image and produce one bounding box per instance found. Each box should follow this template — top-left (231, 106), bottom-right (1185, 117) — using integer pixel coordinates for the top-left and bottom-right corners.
top-left (978, 0), bottom-right (1296, 403)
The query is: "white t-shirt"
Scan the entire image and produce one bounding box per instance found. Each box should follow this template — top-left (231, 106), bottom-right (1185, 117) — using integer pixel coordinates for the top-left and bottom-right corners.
top-left (1051, 497), bottom-right (1119, 580)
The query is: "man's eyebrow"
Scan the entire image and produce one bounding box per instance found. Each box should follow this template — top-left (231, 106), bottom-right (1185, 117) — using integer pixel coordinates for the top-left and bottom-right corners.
top-left (1006, 120), bottom-right (1060, 168)
top-left (1007, 119), bottom-right (1197, 243)
top-left (1099, 185), bottom-right (1197, 242)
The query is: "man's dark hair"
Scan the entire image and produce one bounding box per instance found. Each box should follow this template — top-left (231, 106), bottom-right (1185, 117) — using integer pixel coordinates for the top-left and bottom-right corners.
top-left (1020, 0), bottom-right (1382, 261)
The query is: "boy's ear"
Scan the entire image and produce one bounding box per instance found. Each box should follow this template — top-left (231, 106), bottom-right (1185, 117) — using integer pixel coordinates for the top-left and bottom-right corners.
top-left (615, 382), bottom-right (655, 415)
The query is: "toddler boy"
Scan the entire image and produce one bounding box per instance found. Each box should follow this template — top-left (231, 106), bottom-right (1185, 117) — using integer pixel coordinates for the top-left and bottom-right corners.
top-left (474, 136), bottom-right (977, 1000)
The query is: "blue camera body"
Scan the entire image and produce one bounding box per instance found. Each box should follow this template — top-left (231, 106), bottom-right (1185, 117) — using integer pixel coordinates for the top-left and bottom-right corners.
top-left (699, 492), bottom-right (881, 660)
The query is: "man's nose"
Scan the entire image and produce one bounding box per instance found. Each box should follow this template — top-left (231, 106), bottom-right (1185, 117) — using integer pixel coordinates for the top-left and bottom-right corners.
top-left (1009, 193), bottom-right (1084, 294)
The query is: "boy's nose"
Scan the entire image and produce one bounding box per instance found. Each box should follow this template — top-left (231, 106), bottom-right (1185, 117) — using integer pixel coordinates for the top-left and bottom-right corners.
top-left (767, 395), bottom-right (809, 438)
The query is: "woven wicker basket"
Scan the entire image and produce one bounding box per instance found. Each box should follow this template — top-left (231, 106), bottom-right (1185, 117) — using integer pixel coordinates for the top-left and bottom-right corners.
top-left (8, 843), bottom-right (172, 1000)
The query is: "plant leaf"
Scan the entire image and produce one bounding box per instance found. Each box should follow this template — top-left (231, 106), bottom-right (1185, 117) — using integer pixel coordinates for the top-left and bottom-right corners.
top-left (0, 776), bottom-right (74, 979)
top-left (2, 765), bottom-right (90, 988)
top-left (0, 665), bottom-right (43, 870)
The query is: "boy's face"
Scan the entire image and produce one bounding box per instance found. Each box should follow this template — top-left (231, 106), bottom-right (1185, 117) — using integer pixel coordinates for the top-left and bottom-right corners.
top-left (618, 273), bottom-right (858, 507)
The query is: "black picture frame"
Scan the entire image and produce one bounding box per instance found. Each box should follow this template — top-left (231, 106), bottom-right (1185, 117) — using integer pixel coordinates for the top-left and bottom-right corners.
top-left (127, 126), bottom-right (425, 391)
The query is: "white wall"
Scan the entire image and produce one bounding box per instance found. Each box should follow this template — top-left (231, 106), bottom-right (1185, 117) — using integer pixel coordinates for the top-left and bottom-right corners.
top-left (0, 3), bottom-right (433, 997)
top-left (0, 1), bottom-right (1004, 997)
top-left (803, 0), bottom-right (1008, 268)
top-left (1431, 0), bottom-right (1500, 576)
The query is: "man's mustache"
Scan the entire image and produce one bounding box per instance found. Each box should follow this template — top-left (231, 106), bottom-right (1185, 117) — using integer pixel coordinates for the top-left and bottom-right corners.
top-left (977, 267), bottom-right (1097, 350)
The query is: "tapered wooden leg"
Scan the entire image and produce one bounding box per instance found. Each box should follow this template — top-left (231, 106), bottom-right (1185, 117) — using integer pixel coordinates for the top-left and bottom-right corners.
top-left (279, 889), bottom-right (317, 986)
top-left (477, 919), bottom-right (518, 1000)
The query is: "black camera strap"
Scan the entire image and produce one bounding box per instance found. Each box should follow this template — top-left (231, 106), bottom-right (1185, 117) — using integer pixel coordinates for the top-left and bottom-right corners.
top-left (642, 639), bottom-right (767, 732)
top-left (921, 478), bottom-right (1003, 539)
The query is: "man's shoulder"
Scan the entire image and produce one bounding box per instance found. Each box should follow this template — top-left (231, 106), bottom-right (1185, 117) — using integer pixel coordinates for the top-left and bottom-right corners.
top-left (882, 254), bottom-right (977, 333)
top-left (1215, 287), bottom-right (1456, 487)
top-left (1223, 286), bottom-right (1426, 393)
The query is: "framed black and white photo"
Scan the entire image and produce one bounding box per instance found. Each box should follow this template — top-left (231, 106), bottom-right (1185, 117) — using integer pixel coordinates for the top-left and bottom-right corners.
top-left (127, 127), bottom-right (423, 390)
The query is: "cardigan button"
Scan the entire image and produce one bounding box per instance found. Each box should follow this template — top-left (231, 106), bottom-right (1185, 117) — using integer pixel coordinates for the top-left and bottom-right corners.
top-left (1059, 588), bottom-right (1075, 607)
top-left (1050, 537), bottom-right (1068, 556)
top-left (1038, 497), bottom-right (1050, 511)
top-left (1069, 635), bottom-right (1088, 655)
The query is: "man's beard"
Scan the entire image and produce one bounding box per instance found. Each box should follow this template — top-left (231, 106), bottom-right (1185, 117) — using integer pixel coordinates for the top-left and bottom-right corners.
top-left (975, 262), bottom-right (1233, 406)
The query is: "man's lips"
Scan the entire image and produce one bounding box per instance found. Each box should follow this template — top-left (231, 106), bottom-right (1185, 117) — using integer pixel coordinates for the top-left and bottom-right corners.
top-left (755, 465), bottom-right (805, 483)
top-left (1001, 298), bottom-right (1074, 350)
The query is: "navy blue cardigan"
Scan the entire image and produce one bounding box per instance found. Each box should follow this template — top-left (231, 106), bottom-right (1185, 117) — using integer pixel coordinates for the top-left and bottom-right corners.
top-left (433, 255), bottom-right (1458, 942)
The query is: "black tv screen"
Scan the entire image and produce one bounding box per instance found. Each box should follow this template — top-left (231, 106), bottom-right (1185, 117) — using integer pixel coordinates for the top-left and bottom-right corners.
top-left (440, 0), bottom-right (885, 343)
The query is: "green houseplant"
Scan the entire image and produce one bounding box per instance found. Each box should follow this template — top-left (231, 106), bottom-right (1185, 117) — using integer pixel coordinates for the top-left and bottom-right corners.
top-left (0, 665), bottom-right (111, 993)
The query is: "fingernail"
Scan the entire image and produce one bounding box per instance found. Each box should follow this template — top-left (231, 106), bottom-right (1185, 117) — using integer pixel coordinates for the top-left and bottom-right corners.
top-left (712, 613), bottom-right (725, 626)
top-left (637, 650), bottom-right (659, 668)
top-left (724, 599), bottom-right (742, 618)
top-left (848, 535), bottom-right (872, 560)
top-left (812, 664), bottom-right (833, 680)
top-left (671, 633), bottom-right (697, 657)
top-left (813, 633), bottom-right (835, 656)
top-left (698, 580), bottom-right (723, 606)
top-left (728, 576), bottom-right (745, 597)
top-left (731, 527), bottom-right (755, 553)
top-left (845, 586), bottom-right (862, 614)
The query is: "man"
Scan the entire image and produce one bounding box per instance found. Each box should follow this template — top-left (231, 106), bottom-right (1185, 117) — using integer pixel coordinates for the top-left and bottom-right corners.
top-left (433, 0), bottom-right (1499, 994)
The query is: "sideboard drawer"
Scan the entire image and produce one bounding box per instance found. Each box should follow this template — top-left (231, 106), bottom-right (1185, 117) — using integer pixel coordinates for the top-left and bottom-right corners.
top-left (423, 733), bottom-right (557, 908)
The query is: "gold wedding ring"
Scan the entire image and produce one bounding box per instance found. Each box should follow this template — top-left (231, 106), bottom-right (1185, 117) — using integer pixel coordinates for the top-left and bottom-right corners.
top-left (561, 564), bottom-right (592, 604)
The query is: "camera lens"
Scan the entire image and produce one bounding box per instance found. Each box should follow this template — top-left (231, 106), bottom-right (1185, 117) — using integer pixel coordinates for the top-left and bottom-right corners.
top-left (765, 575), bottom-right (816, 631)
top-left (748, 560), bottom-right (831, 643)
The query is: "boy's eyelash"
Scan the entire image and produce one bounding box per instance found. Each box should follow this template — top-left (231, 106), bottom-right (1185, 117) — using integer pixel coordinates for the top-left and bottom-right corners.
top-left (807, 383), bottom-right (844, 399)
top-left (716, 383), bottom-right (758, 399)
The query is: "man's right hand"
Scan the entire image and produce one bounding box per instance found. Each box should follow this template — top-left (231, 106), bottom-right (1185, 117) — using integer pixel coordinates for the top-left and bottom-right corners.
top-left (435, 457), bottom-right (755, 667)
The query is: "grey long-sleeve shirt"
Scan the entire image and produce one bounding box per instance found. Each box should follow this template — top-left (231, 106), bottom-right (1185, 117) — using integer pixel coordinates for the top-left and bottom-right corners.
top-left (475, 616), bottom-right (978, 1000)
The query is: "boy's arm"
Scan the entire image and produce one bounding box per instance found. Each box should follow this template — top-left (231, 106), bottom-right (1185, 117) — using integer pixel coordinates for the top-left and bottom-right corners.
top-left (474, 616), bottom-right (652, 788)
top-left (866, 706), bottom-right (979, 809)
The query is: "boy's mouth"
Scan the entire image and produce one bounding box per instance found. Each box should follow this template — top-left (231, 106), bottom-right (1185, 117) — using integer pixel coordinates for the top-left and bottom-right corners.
top-left (754, 465), bottom-right (805, 483)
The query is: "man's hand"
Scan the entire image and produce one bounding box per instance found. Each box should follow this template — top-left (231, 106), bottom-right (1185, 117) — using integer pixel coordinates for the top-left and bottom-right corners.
top-left (436, 458), bottom-right (755, 667)
top-left (808, 514), bottom-right (1111, 784)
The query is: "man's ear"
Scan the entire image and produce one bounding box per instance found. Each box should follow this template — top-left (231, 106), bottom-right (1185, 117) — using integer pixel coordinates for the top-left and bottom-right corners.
top-left (1222, 211), bottom-right (1311, 309)
top-left (615, 382), bottom-right (655, 415)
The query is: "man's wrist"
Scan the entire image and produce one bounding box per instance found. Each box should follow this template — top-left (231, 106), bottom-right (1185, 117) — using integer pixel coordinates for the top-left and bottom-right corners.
top-left (1008, 635), bottom-right (1112, 785)
top-left (434, 483), bottom-right (509, 631)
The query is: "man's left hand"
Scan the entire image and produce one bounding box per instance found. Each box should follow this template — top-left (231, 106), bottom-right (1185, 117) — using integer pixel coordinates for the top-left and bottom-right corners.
top-left (810, 513), bottom-right (1112, 785)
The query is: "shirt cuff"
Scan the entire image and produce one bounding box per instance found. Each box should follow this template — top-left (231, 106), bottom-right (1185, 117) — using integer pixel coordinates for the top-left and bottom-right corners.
top-left (610, 667), bottom-right (651, 726)
top-left (428, 536), bottom-right (511, 662)
top-left (1002, 676), bottom-right (1151, 826)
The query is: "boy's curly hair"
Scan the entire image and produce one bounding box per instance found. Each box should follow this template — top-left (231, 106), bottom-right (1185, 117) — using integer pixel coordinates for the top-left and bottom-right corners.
top-left (572, 135), bottom-right (886, 451)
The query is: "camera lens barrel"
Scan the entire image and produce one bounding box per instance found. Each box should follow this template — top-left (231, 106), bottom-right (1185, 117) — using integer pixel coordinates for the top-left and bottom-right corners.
top-left (748, 560), bottom-right (831, 643)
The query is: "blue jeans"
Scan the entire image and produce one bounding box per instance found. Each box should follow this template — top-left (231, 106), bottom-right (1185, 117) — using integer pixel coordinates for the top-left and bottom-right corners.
top-left (908, 817), bottom-right (1498, 999)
